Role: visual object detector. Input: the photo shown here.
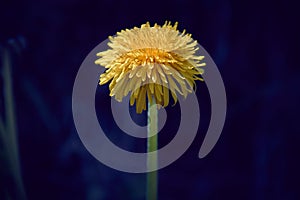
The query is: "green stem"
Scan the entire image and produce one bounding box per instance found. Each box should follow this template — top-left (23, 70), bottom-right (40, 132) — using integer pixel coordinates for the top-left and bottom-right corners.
top-left (147, 99), bottom-right (158, 200)
top-left (1, 48), bottom-right (26, 200)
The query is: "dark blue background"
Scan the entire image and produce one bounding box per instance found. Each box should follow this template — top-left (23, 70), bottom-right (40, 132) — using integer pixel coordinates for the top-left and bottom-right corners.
top-left (1, 0), bottom-right (299, 199)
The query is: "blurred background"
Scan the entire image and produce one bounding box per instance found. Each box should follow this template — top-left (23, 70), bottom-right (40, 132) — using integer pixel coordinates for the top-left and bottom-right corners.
top-left (0, 0), bottom-right (299, 199)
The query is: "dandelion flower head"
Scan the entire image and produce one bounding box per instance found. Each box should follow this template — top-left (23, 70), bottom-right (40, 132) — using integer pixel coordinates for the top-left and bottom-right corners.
top-left (95, 21), bottom-right (206, 113)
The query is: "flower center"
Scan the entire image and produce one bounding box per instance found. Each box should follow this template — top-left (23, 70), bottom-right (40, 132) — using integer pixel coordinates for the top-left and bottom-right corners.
top-left (115, 48), bottom-right (180, 67)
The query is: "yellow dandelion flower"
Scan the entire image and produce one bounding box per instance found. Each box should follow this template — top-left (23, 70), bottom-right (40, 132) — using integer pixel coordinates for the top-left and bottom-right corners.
top-left (95, 21), bottom-right (206, 113)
